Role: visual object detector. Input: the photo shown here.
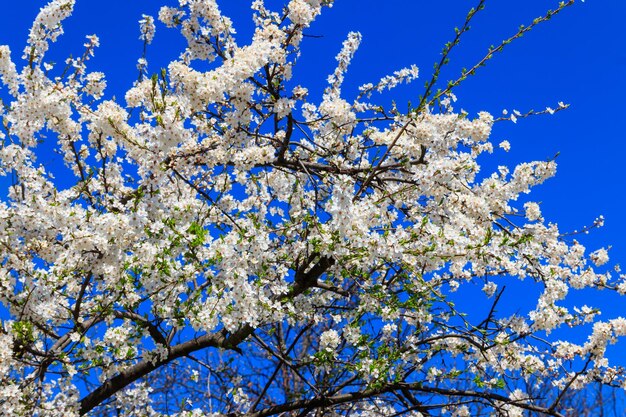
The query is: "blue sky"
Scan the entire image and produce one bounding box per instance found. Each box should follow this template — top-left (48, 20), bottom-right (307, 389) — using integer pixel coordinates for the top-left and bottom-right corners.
top-left (1, 0), bottom-right (626, 361)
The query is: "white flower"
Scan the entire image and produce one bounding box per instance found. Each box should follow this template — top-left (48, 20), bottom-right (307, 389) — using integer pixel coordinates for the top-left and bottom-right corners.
top-left (287, 0), bottom-right (323, 26)
top-left (524, 202), bottom-right (542, 221)
top-left (158, 6), bottom-right (184, 28)
top-left (0, 46), bottom-right (19, 95)
top-left (139, 14), bottom-right (156, 44)
top-left (482, 282), bottom-right (498, 297)
top-left (292, 85), bottom-right (308, 99)
top-left (273, 97), bottom-right (295, 118)
top-left (381, 323), bottom-right (397, 340)
top-left (452, 405), bottom-right (471, 417)
top-left (319, 329), bottom-right (341, 351)
top-left (24, 0), bottom-right (75, 63)
top-left (590, 248), bottom-right (609, 267)
top-left (84, 72), bottom-right (106, 99)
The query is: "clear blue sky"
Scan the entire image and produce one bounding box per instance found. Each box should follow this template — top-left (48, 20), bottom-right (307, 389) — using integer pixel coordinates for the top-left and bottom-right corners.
top-left (1, 0), bottom-right (626, 359)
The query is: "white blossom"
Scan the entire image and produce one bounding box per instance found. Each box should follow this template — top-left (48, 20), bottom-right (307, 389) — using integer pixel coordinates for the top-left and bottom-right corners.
top-left (319, 329), bottom-right (341, 351)
top-left (139, 14), bottom-right (156, 44)
top-left (590, 248), bottom-right (610, 267)
top-left (524, 202), bottom-right (542, 221)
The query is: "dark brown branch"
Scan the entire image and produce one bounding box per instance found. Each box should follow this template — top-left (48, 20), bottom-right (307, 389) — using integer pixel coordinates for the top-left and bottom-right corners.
top-left (276, 114), bottom-right (294, 162)
top-left (79, 256), bottom-right (336, 415)
top-left (79, 330), bottom-right (230, 415)
top-left (249, 325), bottom-right (312, 412)
top-left (243, 382), bottom-right (566, 417)
top-left (112, 310), bottom-right (167, 347)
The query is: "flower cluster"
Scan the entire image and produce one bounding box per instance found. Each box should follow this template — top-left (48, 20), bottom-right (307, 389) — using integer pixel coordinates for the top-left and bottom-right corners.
top-left (0, 0), bottom-right (615, 416)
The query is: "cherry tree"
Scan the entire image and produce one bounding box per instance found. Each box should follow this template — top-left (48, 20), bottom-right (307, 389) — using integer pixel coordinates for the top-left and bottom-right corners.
top-left (0, 0), bottom-right (623, 416)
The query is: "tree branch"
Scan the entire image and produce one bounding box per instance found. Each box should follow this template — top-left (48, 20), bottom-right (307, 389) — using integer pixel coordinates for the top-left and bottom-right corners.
top-left (79, 256), bottom-right (336, 415)
top-left (244, 382), bottom-right (566, 417)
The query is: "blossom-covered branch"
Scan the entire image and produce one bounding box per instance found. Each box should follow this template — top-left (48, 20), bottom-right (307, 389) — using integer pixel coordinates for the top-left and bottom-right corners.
top-left (0, 0), bottom-right (621, 416)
